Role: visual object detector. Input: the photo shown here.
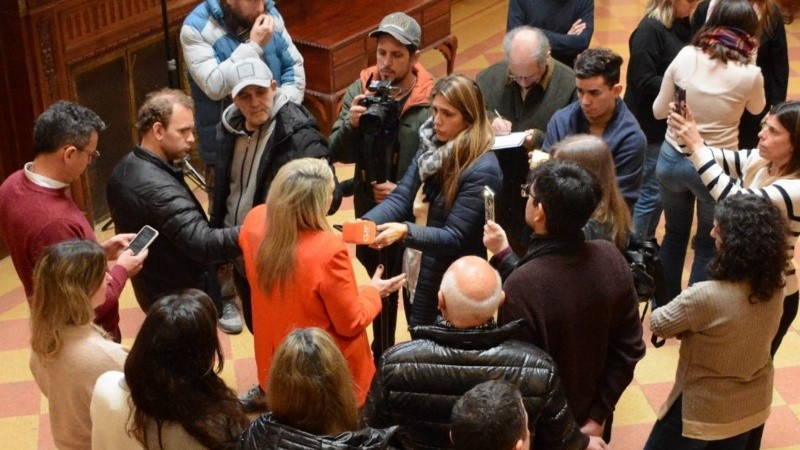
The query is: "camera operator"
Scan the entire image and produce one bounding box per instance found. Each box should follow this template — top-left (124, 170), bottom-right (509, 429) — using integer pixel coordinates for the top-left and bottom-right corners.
top-left (329, 12), bottom-right (434, 364)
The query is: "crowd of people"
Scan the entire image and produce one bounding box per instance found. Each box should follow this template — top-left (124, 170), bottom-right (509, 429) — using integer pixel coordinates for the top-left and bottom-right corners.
top-left (0, 0), bottom-right (798, 448)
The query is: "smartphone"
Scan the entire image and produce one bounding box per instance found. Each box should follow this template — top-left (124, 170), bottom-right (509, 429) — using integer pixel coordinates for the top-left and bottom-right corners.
top-left (127, 225), bottom-right (159, 255)
top-left (483, 186), bottom-right (495, 223)
top-left (673, 84), bottom-right (687, 118)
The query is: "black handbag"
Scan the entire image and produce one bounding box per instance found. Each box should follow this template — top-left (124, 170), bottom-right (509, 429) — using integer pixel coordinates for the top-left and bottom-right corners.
top-left (624, 239), bottom-right (669, 347)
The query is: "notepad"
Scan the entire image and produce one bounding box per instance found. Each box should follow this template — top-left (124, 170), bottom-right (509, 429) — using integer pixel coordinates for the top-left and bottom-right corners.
top-left (492, 132), bottom-right (527, 150)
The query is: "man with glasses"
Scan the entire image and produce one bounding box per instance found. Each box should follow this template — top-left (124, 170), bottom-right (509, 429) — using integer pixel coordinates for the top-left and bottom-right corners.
top-left (0, 101), bottom-right (148, 341)
top-left (477, 26), bottom-right (576, 255)
top-left (495, 160), bottom-right (644, 444)
top-left (477, 26), bottom-right (577, 150)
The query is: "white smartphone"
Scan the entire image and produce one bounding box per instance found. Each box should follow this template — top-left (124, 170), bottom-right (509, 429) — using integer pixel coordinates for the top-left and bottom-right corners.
top-left (127, 225), bottom-right (159, 255)
top-left (483, 186), bottom-right (495, 223)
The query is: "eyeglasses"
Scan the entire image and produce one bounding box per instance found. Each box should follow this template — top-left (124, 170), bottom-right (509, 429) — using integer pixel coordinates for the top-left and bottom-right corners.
top-left (509, 74), bottom-right (540, 84)
top-left (87, 150), bottom-right (100, 165)
top-left (520, 183), bottom-right (540, 204)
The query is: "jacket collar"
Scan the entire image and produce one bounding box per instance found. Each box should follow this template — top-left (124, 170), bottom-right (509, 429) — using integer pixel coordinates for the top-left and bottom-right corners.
top-left (133, 146), bottom-right (184, 179)
top-left (410, 319), bottom-right (526, 350)
top-left (257, 414), bottom-right (397, 449)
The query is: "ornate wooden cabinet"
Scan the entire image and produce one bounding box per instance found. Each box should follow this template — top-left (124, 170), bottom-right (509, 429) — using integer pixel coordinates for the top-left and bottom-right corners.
top-left (0, 0), bottom-right (197, 235)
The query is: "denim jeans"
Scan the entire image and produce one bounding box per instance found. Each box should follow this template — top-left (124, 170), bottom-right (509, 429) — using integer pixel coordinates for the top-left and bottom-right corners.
top-left (644, 395), bottom-right (753, 450)
top-left (655, 142), bottom-right (717, 301)
top-left (632, 142), bottom-right (664, 242)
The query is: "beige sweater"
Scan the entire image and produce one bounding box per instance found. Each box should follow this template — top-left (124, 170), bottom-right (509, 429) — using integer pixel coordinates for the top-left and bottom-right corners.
top-left (650, 280), bottom-right (782, 440)
top-left (30, 325), bottom-right (127, 450)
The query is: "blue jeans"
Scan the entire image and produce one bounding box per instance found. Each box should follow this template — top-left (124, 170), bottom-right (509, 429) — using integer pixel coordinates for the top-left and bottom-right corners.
top-left (632, 142), bottom-right (663, 242)
top-left (655, 142), bottom-right (717, 301)
top-left (644, 395), bottom-right (752, 450)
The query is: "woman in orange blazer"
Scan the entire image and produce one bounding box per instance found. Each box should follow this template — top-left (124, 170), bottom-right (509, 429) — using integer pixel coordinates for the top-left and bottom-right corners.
top-left (238, 158), bottom-right (405, 410)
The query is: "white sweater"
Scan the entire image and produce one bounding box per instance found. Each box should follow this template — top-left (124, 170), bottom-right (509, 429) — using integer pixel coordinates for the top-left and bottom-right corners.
top-left (653, 45), bottom-right (765, 150)
top-left (91, 371), bottom-right (206, 450)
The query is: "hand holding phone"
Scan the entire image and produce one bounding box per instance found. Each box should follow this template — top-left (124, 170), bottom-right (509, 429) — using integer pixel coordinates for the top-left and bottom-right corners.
top-left (673, 84), bottom-right (687, 118)
top-left (483, 186), bottom-right (495, 223)
top-left (127, 225), bottom-right (159, 255)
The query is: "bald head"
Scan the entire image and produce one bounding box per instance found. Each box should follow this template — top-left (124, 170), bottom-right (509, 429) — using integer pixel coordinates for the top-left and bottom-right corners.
top-left (438, 256), bottom-right (504, 328)
top-left (503, 26), bottom-right (550, 68)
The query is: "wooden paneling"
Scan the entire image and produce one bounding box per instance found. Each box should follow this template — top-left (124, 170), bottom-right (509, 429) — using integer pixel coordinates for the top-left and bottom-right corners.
top-left (0, 0), bottom-right (196, 256)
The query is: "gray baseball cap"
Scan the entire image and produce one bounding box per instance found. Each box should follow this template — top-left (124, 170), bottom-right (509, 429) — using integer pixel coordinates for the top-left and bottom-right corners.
top-left (226, 59), bottom-right (274, 98)
top-left (368, 12), bottom-right (421, 47)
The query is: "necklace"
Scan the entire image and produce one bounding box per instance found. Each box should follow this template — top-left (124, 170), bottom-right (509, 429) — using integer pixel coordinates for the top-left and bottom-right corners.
top-left (394, 75), bottom-right (417, 99)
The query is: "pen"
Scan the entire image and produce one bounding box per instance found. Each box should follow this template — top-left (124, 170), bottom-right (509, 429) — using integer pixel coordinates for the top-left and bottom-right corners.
top-left (493, 109), bottom-right (505, 121)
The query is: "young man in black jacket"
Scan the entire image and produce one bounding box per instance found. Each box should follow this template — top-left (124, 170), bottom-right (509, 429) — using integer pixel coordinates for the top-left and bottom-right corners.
top-left (107, 88), bottom-right (240, 312)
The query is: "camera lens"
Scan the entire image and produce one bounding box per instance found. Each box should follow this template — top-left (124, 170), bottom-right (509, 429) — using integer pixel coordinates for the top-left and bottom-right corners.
top-left (360, 104), bottom-right (386, 135)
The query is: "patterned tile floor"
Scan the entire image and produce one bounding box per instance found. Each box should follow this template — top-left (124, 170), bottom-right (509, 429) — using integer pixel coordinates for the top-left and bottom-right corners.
top-left (2, 0), bottom-right (800, 448)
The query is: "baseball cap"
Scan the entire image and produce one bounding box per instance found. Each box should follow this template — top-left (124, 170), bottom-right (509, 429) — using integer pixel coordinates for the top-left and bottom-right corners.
top-left (226, 58), bottom-right (274, 98)
top-left (368, 12), bottom-right (421, 47)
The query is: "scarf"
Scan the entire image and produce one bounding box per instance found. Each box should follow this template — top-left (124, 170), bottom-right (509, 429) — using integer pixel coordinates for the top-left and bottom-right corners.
top-left (416, 118), bottom-right (454, 181)
top-left (698, 26), bottom-right (758, 61)
top-left (517, 231), bottom-right (585, 267)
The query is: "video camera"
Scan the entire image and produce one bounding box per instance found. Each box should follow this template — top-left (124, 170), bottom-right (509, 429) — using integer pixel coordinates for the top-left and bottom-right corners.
top-left (358, 76), bottom-right (401, 136)
top-left (356, 75), bottom-right (402, 185)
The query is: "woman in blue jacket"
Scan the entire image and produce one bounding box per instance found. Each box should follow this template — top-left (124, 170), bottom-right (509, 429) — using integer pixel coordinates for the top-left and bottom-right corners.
top-left (364, 74), bottom-right (503, 328)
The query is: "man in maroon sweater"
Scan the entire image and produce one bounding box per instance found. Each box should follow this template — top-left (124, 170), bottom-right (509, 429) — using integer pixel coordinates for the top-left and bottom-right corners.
top-left (498, 160), bottom-right (645, 443)
top-left (0, 101), bottom-right (147, 341)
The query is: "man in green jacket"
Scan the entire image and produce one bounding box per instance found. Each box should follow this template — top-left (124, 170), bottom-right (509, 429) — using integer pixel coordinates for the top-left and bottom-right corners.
top-left (477, 26), bottom-right (577, 256)
top-left (330, 12), bottom-right (434, 363)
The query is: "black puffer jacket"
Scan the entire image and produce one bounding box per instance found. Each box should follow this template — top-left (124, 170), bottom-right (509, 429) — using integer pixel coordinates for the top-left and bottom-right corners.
top-left (210, 99), bottom-right (341, 228)
top-left (362, 320), bottom-right (588, 450)
top-left (237, 413), bottom-right (397, 450)
top-left (107, 147), bottom-right (240, 309)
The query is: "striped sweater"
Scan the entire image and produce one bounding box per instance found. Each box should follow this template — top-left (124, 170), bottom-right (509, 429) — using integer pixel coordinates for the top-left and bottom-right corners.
top-left (688, 146), bottom-right (800, 294)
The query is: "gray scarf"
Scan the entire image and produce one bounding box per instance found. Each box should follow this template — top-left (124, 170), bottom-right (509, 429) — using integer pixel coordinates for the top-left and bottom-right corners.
top-left (416, 118), bottom-right (454, 181)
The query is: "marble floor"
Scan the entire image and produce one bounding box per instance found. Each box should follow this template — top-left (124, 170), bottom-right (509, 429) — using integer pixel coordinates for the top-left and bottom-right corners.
top-left (2, 0), bottom-right (800, 448)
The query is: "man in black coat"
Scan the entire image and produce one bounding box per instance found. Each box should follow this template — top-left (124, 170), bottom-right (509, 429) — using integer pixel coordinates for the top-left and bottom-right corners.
top-left (363, 255), bottom-right (607, 450)
top-left (107, 88), bottom-right (240, 312)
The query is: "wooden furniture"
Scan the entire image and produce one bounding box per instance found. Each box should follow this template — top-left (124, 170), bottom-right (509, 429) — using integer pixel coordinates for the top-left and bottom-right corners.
top-left (280, 0), bottom-right (457, 134)
top-left (0, 0), bottom-right (196, 238)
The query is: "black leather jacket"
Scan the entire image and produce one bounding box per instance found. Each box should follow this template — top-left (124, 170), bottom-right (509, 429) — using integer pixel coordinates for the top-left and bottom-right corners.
top-left (237, 413), bottom-right (397, 450)
top-left (363, 319), bottom-right (588, 450)
top-left (107, 147), bottom-right (240, 309)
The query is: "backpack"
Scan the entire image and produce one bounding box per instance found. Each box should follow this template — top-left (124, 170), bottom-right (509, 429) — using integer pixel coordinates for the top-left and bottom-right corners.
top-left (623, 239), bottom-right (669, 347)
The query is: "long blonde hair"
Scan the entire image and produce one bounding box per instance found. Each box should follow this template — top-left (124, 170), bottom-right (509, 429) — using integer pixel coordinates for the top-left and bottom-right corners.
top-left (30, 240), bottom-right (107, 358)
top-left (268, 328), bottom-right (358, 435)
top-left (433, 74), bottom-right (495, 209)
top-left (644, 0), bottom-right (679, 27)
top-left (256, 158), bottom-right (334, 293)
top-left (554, 135), bottom-right (632, 248)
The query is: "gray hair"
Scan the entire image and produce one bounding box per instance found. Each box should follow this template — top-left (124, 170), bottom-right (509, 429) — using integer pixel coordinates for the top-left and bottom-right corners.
top-left (503, 26), bottom-right (550, 67)
top-left (440, 264), bottom-right (503, 325)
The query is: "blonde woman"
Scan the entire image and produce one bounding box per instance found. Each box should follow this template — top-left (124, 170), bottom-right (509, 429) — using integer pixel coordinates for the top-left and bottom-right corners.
top-left (29, 240), bottom-right (128, 450)
top-left (239, 328), bottom-right (395, 449)
top-left (364, 74), bottom-right (503, 328)
top-left (624, 0), bottom-right (697, 242)
top-left (238, 158), bottom-right (405, 412)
